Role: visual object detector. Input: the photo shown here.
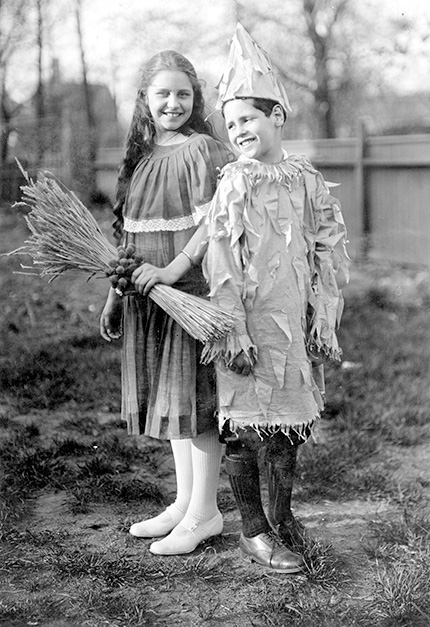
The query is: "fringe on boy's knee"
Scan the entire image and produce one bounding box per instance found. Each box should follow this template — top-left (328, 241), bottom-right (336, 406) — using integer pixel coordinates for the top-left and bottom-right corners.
top-left (220, 416), bottom-right (318, 446)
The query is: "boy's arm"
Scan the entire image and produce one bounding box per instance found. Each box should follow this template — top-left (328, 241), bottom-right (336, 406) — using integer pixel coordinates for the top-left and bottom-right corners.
top-left (200, 175), bottom-right (257, 371)
top-left (305, 170), bottom-right (349, 361)
top-left (201, 228), bottom-right (257, 371)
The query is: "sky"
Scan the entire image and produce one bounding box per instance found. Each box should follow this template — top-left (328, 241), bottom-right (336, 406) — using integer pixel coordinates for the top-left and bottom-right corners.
top-left (74, 0), bottom-right (430, 119)
top-left (8, 0), bottom-right (430, 122)
top-left (45, 0), bottom-right (234, 120)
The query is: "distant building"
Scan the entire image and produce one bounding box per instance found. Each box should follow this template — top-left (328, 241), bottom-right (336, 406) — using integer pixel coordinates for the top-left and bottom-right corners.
top-left (7, 59), bottom-right (126, 201)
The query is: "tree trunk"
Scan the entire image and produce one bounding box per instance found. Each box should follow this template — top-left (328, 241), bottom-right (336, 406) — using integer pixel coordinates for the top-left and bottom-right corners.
top-left (75, 0), bottom-right (98, 202)
top-left (35, 0), bottom-right (45, 167)
top-left (303, 0), bottom-right (337, 138)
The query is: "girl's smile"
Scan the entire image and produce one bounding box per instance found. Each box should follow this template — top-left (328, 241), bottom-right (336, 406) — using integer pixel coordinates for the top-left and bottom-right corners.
top-left (223, 99), bottom-right (284, 164)
top-left (146, 70), bottom-right (194, 143)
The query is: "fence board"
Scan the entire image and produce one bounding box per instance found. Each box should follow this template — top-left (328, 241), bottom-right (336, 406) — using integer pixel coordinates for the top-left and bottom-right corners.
top-left (365, 135), bottom-right (430, 266)
top-left (95, 133), bottom-right (430, 266)
top-left (281, 135), bottom-right (430, 266)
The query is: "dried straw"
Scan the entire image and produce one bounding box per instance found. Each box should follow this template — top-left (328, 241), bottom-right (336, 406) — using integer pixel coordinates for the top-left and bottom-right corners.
top-left (11, 167), bottom-right (236, 348)
top-left (12, 169), bottom-right (118, 280)
top-left (149, 285), bottom-right (234, 343)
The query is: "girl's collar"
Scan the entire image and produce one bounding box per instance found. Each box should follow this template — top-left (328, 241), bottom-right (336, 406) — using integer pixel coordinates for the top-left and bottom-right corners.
top-left (155, 131), bottom-right (188, 146)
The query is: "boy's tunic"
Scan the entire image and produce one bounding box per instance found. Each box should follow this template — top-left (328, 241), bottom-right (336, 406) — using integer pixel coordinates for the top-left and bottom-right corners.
top-left (203, 154), bottom-right (349, 440)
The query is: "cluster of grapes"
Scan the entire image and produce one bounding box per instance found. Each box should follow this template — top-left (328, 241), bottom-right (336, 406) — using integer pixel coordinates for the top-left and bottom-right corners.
top-left (105, 244), bottom-right (143, 296)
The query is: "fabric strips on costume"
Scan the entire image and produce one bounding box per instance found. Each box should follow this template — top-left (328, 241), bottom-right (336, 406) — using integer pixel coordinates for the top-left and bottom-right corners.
top-left (203, 155), bottom-right (348, 365)
top-left (202, 154), bottom-right (348, 439)
top-left (303, 169), bottom-right (349, 361)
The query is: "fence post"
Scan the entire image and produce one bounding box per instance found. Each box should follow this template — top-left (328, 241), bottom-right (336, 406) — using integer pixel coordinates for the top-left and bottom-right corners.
top-left (356, 119), bottom-right (371, 259)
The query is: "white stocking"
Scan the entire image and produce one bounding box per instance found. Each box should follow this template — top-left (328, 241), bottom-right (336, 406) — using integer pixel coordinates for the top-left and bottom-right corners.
top-left (182, 429), bottom-right (222, 524)
top-left (129, 438), bottom-right (193, 537)
top-left (170, 437), bottom-right (193, 514)
top-left (148, 430), bottom-right (223, 553)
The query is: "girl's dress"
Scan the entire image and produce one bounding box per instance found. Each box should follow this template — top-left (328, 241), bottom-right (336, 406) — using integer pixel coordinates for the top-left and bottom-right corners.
top-left (203, 153), bottom-right (348, 440)
top-left (121, 133), bottom-right (233, 439)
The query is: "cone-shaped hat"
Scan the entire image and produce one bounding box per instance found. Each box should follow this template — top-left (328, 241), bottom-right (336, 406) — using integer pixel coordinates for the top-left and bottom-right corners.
top-left (216, 23), bottom-right (291, 112)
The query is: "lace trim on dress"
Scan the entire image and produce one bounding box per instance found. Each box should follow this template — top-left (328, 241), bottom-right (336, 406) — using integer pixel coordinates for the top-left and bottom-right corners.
top-left (124, 214), bottom-right (196, 232)
top-left (124, 202), bottom-right (212, 233)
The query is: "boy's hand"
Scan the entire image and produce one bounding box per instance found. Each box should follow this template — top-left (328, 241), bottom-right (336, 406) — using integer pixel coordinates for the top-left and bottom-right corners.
top-left (131, 263), bottom-right (177, 295)
top-left (307, 345), bottom-right (327, 366)
top-left (228, 351), bottom-right (253, 376)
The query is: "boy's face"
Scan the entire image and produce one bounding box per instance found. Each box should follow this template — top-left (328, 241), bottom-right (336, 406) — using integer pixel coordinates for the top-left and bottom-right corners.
top-left (223, 99), bottom-right (284, 164)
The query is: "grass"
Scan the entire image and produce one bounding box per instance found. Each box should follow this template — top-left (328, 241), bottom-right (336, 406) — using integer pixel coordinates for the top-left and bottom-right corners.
top-left (1, 206), bottom-right (430, 626)
top-left (0, 417), bottom-right (166, 540)
top-left (363, 512), bottom-right (430, 626)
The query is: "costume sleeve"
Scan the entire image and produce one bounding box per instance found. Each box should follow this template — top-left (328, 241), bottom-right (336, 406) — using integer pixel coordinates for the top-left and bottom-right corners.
top-left (201, 168), bottom-right (257, 366)
top-left (303, 169), bottom-right (349, 360)
top-left (189, 136), bottom-right (235, 226)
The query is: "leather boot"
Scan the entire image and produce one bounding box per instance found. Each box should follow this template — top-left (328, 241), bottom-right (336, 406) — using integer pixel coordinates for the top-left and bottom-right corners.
top-left (225, 446), bottom-right (271, 538)
top-left (266, 452), bottom-right (308, 551)
top-left (240, 531), bottom-right (304, 573)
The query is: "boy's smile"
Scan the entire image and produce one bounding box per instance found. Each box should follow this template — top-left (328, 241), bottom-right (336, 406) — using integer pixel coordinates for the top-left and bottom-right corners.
top-left (223, 99), bottom-right (284, 164)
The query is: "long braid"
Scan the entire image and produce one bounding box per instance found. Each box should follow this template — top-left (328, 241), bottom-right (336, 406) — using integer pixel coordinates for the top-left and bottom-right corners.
top-left (112, 50), bottom-right (218, 242)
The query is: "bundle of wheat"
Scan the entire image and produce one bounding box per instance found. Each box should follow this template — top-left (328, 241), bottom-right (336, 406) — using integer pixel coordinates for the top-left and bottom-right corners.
top-left (12, 170), bottom-right (119, 280)
top-left (10, 168), bottom-right (236, 349)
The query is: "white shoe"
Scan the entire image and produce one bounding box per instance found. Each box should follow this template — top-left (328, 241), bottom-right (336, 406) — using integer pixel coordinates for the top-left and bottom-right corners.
top-left (149, 512), bottom-right (223, 555)
top-left (129, 504), bottom-right (185, 538)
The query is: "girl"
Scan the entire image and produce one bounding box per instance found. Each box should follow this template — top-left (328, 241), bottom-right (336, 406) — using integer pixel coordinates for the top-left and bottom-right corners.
top-left (133, 25), bottom-right (349, 573)
top-left (100, 50), bottom-right (233, 556)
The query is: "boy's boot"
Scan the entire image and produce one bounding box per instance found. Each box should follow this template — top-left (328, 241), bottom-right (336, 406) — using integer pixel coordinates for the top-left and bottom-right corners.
top-left (225, 448), bottom-right (269, 538)
top-left (265, 443), bottom-right (307, 551)
top-left (225, 443), bottom-right (303, 573)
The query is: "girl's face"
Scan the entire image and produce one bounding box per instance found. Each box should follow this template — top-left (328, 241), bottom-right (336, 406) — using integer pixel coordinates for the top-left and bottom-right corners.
top-left (223, 99), bottom-right (284, 163)
top-left (146, 70), bottom-right (194, 140)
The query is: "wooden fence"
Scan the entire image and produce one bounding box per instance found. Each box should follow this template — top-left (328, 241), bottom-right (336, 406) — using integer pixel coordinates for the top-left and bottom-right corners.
top-left (281, 128), bottom-right (430, 266)
top-left (95, 130), bottom-right (430, 266)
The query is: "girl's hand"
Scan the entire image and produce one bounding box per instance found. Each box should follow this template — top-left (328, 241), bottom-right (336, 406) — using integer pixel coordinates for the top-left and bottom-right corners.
top-left (100, 289), bottom-right (123, 342)
top-left (228, 351), bottom-right (253, 376)
top-left (131, 263), bottom-right (178, 295)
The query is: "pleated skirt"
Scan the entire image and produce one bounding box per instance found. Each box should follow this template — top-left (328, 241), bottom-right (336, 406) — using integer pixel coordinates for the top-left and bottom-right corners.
top-left (121, 286), bottom-right (217, 440)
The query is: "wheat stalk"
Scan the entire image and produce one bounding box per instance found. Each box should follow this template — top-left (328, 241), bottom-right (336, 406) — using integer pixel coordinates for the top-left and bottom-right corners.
top-left (10, 166), bottom-right (236, 349)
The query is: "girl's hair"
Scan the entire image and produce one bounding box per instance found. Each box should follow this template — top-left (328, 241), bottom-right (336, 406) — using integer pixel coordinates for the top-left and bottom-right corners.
top-left (222, 97), bottom-right (287, 122)
top-left (113, 50), bottom-right (215, 240)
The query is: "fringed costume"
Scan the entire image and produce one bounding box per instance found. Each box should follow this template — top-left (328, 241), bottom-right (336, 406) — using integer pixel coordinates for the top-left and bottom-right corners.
top-left (203, 153), bottom-right (349, 441)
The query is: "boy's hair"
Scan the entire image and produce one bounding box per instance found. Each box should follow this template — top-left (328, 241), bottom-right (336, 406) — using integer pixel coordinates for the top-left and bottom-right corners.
top-left (113, 50), bottom-right (215, 240)
top-left (223, 97), bottom-right (287, 123)
top-left (252, 98), bottom-right (286, 122)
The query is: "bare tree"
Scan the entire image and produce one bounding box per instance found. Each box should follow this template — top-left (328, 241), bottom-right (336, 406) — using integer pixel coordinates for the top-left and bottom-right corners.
top-left (234, 0), bottom-right (352, 138)
top-left (301, 0), bottom-right (351, 137)
top-left (0, 0), bottom-right (32, 173)
top-left (73, 0), bottom-right (98, 202)
top-left (234, 0), bottom-right (430, 138)
top-left (34, 0), bottom-right (46, 166)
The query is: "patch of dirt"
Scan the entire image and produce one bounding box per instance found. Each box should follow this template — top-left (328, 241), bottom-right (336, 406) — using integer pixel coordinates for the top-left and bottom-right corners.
top-left (6, 404), bottom-right (430, 626)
